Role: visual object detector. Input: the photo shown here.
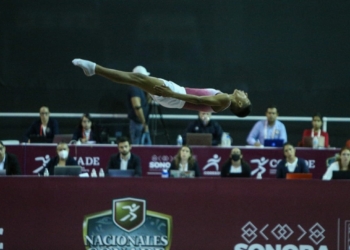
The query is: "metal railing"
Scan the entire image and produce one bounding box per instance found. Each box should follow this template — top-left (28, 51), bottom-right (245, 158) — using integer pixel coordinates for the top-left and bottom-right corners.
top-left (0, 113), bottom-right (349, 132)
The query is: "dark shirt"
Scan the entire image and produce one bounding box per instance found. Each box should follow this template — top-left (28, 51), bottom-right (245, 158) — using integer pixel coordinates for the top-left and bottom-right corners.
top-left (276, 158), bottom-right (309, 179)
top-left (72, 128), bottom-right (99, 143)
top-left (184, 119), bottom-right (223, 146)
top-left (3, 153), bottom-right (21, 175)
top-left (107, 153), bottom-right (142, 176)
top-left (24, 118), bottom-right (59, 143)
top-left (221, 159), bottom-right (251, 178)
top-left (169, 160), bottom-right (201, 177)
top-left (126, 86), bottom-right (150, 124)
top-left (41, 156), bottom-right (78, 176)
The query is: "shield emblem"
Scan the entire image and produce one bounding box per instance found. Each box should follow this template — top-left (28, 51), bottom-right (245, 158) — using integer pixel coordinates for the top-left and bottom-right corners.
top-left (112, 197), bottom-right (146, 232)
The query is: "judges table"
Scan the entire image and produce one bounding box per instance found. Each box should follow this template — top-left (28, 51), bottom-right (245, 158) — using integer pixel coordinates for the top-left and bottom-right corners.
top-left (0, 177), bottom-right (347, 249)
top-left (7, 144), bottom-right (339, 179)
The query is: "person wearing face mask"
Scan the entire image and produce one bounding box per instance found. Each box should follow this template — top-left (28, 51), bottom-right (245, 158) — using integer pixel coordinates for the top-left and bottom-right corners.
top-left (220, 147), bottom-right (251, 177)
top-left (107, 137), bottom-right (142, 176)
top-left (40, 142), bottom-right (78, 175)
top-left (183, 111), bottom-right (224, 146)
top-left (169, 145), bottom-right (201, 177)
top-left (276, 142), bottom-right (309, 179)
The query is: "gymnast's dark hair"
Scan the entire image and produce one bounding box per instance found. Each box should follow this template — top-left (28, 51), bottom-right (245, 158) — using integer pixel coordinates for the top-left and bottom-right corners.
top-left (230, 103), bottom-right (252, 118)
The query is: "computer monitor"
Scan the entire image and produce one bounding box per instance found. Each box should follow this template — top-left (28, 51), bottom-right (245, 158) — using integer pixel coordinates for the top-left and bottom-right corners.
top-left (29, 135), bottom-right (51, 143)
top-left (0, 170), bottom-right (6, 176)
top-left (186, 133), bottom-right (212, 146)
top-left (53, 134), bottom-right (73, 144)
top-left (170, 170), bottom-right (195, 178)
top-left (332, 171), bottom-right (350, 180)
top-left (54, 166), bottom-right (82, 176)
top-left (108, 169), bottom-right (135, 177)
top-left (264, 139), bottom-right (284, 147)
top-left (286, 173), bottom-right (313, 180)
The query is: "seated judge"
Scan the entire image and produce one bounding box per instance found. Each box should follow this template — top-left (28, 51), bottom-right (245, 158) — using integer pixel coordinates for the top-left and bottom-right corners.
top-left (24, 106), bottom-right (59, 143)
top-left (0, 141), bottom-right (21, 175)
top-left (301, 113), bottom-right (329, 147)
top-left (107, 136), bottom-right (142, 176)
top-left (169, 145), bottom-right (201, 177)
top-left (322, 147), bottom-right (350, 180)
top-left (40, 142), bottom-right (78, 175)
top-left (246, 105), bottom-right (287, 146)
top-left (72, 113), bottom-right (99, 143)
top-left (183, 111), bottom-right (223, 146)
top-left (221, 147), bottom-right (251, 177)
top-left (276, 142), bottom-right (309, 179)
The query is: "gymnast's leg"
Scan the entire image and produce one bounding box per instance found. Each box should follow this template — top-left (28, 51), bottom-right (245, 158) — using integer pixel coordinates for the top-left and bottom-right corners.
top-left (72, 59), bottom-right (164, 94)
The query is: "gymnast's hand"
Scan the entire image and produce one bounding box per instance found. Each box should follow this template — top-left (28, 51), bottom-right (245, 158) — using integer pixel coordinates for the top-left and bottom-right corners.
top-left (153, 85), bottom-right (173, 97)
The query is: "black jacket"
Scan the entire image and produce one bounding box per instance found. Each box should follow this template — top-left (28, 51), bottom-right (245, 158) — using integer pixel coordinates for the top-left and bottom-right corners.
top-left (24, 118), bottom-right (59, 143)
top-left (107, 153), bottom-right (142, 176)
top-left (4, 153), bottom-right (21, 175)
top-left (220, 159), bottom-right (251, 178)
top-left (169, 160), bottom-right (201, 177)
top-left (184, 119), bottom-right (223, 146)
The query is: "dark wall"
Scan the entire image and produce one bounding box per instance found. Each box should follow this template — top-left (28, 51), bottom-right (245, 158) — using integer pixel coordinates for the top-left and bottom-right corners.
top-left (0, 0), bottom-right (349, 146)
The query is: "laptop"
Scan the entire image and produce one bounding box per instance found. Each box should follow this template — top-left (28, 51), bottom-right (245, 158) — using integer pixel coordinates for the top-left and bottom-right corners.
top-left (53, 134), bottom-right (73, 144)
top-left (186, 133), bottom-right (212, 146)
top-left (108, 169), bottom-right (135, 177)
top-left (263, 139), bottom-right (284, 147)
top-left (0, 170), bottom-right (6, 176)
top-left (54, 166), bottom-right (82, 176)
top-left (286, 173), bottom-right (313, 180)
top-left (170, 170), bottom-right (195, 178)
top-left (332, 171), bottom-right (350, 180)
top-left (302, 136), bottom-right (325, 148)
top-left (29, 135), bottom-right (51, 143)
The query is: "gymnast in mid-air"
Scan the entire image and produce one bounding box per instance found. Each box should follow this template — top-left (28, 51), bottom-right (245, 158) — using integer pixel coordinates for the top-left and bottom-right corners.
top-left (72, 59), bottom-right (251, 117)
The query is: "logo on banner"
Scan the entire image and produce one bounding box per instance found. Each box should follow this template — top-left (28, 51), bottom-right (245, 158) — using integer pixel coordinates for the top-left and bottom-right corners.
top-left (250, 157), bottom-right (316, 177)
top-left (33, 155), bottom-right (51, 174)
top-left (32, 154), bottom-right (100, 174)
top-left (149, 155), bottom-right (173, 170)
top-left (235, 221), bottom-right (328, 250)
top-left (203, 154), bottom-right (221, 176)
top-left (0, 227), bottom-right (3, 250)
top-left (113, 198), bottom-right (145, 232)
top-left (83, 197), bottom-right (172, 250)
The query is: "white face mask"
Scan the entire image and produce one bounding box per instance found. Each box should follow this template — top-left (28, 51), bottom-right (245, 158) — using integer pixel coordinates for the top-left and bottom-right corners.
top-left (58, 150), bottom-right (68, 159)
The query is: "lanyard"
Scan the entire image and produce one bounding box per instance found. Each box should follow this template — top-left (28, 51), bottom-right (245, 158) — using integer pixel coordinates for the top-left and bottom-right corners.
top-left (264, 121), bottom-right (276, 139)
top-left (311, 129), bottom-right (321, 137)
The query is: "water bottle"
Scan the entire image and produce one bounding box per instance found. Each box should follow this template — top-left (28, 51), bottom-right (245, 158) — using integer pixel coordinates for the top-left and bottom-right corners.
top-left (99, 168), bottom-right (105, 177)
top-left (90, 168), bottom-right (98, 178)
top-left (177, 135), bottom-right (183, 146)
top-left (312, 137), bottom-right (319, 149)
top-left (43, 168), bottom-right (49, 177)
top-left (161, 169), bottom-right (169, 178)
top-left (225, 134), bottom-right (231, 146)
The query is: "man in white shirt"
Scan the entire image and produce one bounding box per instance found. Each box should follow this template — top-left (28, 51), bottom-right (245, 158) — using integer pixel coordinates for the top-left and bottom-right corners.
top-left (107, 137), bottom-right (142, 176)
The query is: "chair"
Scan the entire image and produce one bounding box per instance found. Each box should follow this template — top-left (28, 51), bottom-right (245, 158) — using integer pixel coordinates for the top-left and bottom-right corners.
top-left (1, 140), bottom-right (20, 145)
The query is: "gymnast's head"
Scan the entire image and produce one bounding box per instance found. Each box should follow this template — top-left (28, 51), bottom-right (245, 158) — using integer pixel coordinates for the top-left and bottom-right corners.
top-left (229, 90), bottom-right (252, 118)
